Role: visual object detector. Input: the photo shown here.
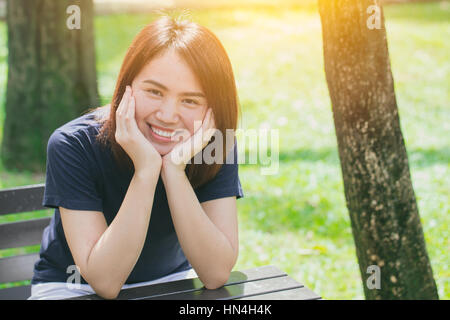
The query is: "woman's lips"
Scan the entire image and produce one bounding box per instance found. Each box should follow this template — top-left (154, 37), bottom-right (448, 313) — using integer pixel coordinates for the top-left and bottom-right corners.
top-left (147, 124), bottom-right (190, 144)
top-left (150, 123), bottom-right (175, 132)
top-left (148, 124), bottom-right (173, 143)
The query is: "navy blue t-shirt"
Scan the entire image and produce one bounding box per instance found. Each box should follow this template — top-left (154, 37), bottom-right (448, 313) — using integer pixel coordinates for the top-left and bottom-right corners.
top-left (31, 107), bottom-right (244, 285)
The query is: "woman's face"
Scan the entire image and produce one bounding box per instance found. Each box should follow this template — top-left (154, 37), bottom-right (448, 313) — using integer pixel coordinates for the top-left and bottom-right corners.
top-left (131, 49), bottom-right (208, 156)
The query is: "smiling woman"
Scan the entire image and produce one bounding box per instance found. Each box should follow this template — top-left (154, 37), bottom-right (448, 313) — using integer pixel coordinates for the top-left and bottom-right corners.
top-left (28, 15), bottom-right (244, 299)
top-left (97, 15), bottom-right (241, 188)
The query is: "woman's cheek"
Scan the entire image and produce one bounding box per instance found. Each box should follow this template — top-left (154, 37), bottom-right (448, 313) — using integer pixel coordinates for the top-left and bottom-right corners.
top-left (135, 95), bottom-right (159, 117)
top-left (131, 92), bottom-right (145, 116)
top-left (190, 108), bottom-right (208, 134)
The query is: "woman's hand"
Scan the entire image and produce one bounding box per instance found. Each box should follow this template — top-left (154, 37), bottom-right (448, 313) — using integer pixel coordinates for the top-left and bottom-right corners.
top-left (162, 108), bottom-right (217, 173)
top-left (115, 86), bottom-right (162, 175)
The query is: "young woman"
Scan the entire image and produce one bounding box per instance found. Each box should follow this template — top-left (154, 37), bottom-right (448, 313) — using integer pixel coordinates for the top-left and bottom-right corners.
top-left (28, 15), bottom-right (243, 300)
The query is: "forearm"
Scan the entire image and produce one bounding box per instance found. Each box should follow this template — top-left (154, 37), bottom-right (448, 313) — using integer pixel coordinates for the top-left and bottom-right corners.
top-left (85, 170), bottom-right (159, 298)
top-left (162, 169), bottom-right (236, 289)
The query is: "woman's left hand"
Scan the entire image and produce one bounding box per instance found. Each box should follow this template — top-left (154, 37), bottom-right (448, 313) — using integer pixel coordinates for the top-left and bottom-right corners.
top-left (162, 108), bottom-right (217, 173)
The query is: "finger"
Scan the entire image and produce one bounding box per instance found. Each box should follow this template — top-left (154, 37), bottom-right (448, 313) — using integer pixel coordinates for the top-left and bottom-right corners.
top-left (173, 109), bottom-right (214, 164)
top-left (206, 109), bottom-right (215, 131)
top-left (195, 109), bottom-right (212, 139)
top-left (116, 89), bottom-right (128, 120)
top-left (193, 124), bottom-right (216, 156)
top-left (210, 111), bottom-right (216, 129)
top-left (117, 86), bottom-right (131, 117)
top-left (201, 109), bottom-right (215, 141)
top-left (204, 108), bottom-right (212, 124)
top-left (129, 92), bottom-right (135, 120)
top-left (191, 108), bottom-right (211, 136)
top-left (125, 93), bottom-right (137, 133)
top-left (206, 109), bottom-right (216, 131)
top-left (116, 86), bottom-right (131, 136)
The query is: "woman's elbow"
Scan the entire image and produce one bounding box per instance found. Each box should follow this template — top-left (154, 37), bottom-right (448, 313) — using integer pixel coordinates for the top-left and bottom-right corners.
top-left (83, 268), bottom-right (122, 299)
top-left (204, 272), bottom-right (230, 290)
top-left (93, 284), bottom-right (121, 300)
top-left (86, 275), bottom-right (122, 299)
top-left (101, 290), bottom-right (120, 300)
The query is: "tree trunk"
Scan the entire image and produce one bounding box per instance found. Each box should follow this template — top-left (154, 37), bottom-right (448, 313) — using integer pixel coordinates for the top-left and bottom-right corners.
top-left (318, 0), bottom-right (438, 299)
top-left (2, 0), bottom-right (99, 172)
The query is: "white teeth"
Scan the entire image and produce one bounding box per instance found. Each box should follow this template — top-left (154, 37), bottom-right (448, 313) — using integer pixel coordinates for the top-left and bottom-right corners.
top-left (151, 126), bottom-right (173, 138)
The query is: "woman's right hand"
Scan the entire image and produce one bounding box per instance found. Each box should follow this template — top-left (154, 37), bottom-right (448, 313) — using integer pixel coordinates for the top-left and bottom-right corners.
top-left (115, 85), bottom-right (162, 175)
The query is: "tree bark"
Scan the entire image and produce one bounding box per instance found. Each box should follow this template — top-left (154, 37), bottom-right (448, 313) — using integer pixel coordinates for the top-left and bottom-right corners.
top-left (2, 0), bottom-right (99, 172)
top-left (318, 0), bottom-right (438, 299)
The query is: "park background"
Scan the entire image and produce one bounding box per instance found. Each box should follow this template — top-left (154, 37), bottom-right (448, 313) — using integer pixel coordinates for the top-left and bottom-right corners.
top-left (0, 0), bottom-right (448, 299)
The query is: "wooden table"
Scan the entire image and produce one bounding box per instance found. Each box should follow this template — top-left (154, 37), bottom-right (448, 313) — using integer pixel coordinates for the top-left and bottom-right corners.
top-left (66, 265), bottom-right (321, 300)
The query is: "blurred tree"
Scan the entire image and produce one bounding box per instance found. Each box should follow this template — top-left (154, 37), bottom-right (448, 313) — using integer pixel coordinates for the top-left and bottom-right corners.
top-left (2, 0), bottom-right (99, 172)
top-left (318, 0), bottom-right (439, 299)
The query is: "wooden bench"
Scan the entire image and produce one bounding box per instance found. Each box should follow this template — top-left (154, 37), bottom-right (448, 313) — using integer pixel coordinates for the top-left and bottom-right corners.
top-left (67, 265), bottom-right (321, 300)
top-left (0, 184), bottom-right (49, 300)
top-left (0, 184), bottom-right (322, 301)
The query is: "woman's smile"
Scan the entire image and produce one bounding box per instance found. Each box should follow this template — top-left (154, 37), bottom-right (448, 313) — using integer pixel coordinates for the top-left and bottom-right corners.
top-left (148, 124), bottom-right (175, 142)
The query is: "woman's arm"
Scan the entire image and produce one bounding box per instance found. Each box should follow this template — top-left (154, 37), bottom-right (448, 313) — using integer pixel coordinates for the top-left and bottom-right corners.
top-left (62, 86), bottom-right (162, 299)
top-left (83, 169), bottom-right (159, 296)
top-left (61, 168), bottom-right (160, 299)
top-left (161, 168), bottom-right (239, 289)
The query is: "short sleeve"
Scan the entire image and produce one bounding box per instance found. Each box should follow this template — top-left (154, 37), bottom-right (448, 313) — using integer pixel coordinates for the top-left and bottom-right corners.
top-left (194, 139), bottom-right (244, 203)
top-left (42, 129), bottom-right (103, 211)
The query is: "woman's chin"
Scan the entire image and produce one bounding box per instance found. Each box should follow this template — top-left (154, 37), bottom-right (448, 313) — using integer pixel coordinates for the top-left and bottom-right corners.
top-left (145, 135), bottom-right (174, 156)
top-left (153, 144), bottom-right (174, 156)
top-left (158, 149), bottom-right (171, 156)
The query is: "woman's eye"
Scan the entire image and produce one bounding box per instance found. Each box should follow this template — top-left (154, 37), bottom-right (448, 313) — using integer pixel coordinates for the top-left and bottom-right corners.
top-left (147, 89), bottom-right (162, 96)
top-left (183, 99), bottom-right (199, 105)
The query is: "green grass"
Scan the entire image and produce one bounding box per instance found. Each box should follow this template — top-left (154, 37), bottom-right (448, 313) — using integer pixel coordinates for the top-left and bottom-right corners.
top-left (0, 1), bottom-right (449, 299)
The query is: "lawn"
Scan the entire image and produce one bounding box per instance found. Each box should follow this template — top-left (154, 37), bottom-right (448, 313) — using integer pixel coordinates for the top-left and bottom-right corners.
top-left (0, 1), bottom-right (448, 299)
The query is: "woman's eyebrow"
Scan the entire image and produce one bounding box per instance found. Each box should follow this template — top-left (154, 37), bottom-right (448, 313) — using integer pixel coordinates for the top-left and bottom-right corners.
top-left (142, 79), bottom-right (205, 98)
top-left (143, 79), bottom-right (167, 90)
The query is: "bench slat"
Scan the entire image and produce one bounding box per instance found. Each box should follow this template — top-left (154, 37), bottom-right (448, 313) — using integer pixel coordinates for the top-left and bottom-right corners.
top-left (0, 217), bottom-right (51, 249)
top-left (141, 275), bottom-right (303, 300)
top-left (237, 286), bottom-right (321, 300)
top-left (67, 265), bottom-right (287, 300)
top-left (0, 184), bottom-right (46, 215)
top-left (0, 253), bottom-right (40, 283)
top-left (0, 285), bottom-right (32, 300)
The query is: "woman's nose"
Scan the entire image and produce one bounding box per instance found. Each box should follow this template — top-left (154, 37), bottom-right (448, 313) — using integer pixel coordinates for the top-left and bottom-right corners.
top-left (155, 99), bottom-right (179, 124)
